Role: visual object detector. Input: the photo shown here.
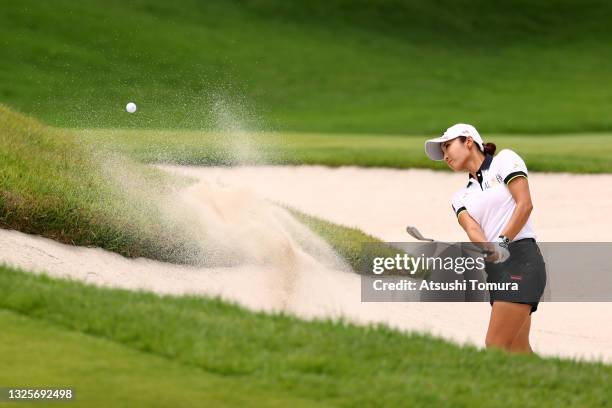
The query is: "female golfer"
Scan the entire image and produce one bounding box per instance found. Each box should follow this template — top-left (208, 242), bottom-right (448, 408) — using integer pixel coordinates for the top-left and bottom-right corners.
top-left (425, 123), bottom-right (546, 354)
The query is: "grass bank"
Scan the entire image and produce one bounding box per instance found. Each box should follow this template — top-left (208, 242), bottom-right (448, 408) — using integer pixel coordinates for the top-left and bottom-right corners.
top-left (0, 105), bottom-right (382, 270)
top-left (1, 265), bottom-right (610, 407)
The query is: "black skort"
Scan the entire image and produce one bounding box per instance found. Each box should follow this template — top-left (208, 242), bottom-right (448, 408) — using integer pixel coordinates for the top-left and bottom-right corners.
top-left (485, 238), bottom-right (547, 314)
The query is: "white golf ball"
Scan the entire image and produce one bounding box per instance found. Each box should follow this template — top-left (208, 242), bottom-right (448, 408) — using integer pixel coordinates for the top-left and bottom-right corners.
top-left (126, 102), bottom-right (137, 113)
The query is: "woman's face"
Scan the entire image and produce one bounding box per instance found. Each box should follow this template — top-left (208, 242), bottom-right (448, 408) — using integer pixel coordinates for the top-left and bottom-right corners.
top-left (441, 137), bottom-right (470, 171)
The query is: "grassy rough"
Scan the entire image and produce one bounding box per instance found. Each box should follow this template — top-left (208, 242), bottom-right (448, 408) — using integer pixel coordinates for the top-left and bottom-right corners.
top-left (0, 104), bottom-right (208, 264)
top-left (0, 264), bottom-right (610, 407)
top-left (0, 309), bottom-right (317, 407)
top-left (0, 105), bottom-right (387, 270)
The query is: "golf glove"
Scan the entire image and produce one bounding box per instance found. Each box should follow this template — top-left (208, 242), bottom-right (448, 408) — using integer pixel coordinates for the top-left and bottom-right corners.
top-left (490, 235), bottom-right (511, 264)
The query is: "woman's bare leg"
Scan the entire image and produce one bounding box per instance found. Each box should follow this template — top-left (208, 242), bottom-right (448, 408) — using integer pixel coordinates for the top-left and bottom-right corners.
top-left (510, 315), bottom-right (533, 354)
top-left (485, 301), bottom-right (531, 352)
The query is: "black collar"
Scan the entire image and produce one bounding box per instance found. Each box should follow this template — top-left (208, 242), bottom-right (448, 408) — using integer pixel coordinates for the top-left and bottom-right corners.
top-left (467, 154), bottom-right (493, 186)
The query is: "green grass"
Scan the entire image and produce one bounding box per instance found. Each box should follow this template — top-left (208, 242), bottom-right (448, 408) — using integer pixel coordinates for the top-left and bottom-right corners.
top-left (0, 105), bottom-right (387, 270)
top-left (1, 0), bottom-right (612, 134)
top-left (288, 208), bottom-right (423, 277)
top-left (0, 104), bottom-right (210, 265)
top-left (82, 128), bottom-right (612, 173)
top-left (1, 264), bottom-right (610, 407)
top-left (0, 309), bottom-right (317, 407)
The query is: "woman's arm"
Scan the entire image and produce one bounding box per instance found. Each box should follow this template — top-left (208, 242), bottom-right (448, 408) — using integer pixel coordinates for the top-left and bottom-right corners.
top-left (457, 211), bottom-right (487, 242)
top-left (500, 177), bottom-right (533, 240)
top-left (458, 211), bottom-right (503, 262)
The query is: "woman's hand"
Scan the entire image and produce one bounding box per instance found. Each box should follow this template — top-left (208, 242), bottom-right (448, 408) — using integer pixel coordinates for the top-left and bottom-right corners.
top-left (484, 238), bottom-right (510, 263)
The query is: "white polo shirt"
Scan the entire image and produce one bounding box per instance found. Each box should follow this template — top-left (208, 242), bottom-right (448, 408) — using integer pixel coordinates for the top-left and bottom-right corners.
top-left (451, 149), bottom-right (537, 242)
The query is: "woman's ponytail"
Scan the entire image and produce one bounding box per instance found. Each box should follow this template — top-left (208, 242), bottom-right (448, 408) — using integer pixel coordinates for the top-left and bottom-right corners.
top-left (483, 142), bottom-right (497, 155)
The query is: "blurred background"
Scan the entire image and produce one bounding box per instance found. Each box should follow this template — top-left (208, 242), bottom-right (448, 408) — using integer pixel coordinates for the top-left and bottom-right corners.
top-left (2, 0), bottom-right (612, 134)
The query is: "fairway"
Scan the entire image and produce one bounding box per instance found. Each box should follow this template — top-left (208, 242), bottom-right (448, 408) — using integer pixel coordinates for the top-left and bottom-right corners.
top-left (81, 128), bottom-right (612, 173)
top-left (2, 0), bottom-right (612, 133)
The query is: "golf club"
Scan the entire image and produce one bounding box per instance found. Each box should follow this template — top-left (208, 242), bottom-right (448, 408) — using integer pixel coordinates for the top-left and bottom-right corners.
top-left (406, 225), bottom-right (493, 256)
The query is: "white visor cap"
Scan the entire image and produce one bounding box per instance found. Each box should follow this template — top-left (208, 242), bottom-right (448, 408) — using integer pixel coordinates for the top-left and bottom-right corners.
top-left (425, 123), bottom-right (484, 161)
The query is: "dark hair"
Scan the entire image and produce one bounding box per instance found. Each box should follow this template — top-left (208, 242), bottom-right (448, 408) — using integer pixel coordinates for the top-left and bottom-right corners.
top-left (458, 136), bottom-right (496, 155)
top-left (483, 142), bottom-right (496, 155)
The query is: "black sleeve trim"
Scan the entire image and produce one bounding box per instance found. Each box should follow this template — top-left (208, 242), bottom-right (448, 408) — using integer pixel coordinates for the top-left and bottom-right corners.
top-left (455, 206), bottom-right (467, 217)
top-left (504, 171), bottom-right (527, 185)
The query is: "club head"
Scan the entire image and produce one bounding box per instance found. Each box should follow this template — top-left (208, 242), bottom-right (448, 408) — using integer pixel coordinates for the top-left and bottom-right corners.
top-left (406, 225), bottom-right (434, 241)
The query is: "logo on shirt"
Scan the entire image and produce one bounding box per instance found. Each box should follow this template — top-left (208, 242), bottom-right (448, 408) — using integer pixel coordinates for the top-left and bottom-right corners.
top-left (483, 174), bottom-right (504, 189)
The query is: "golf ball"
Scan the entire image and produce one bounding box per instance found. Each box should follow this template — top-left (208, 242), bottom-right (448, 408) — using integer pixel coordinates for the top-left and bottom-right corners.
top-left (126, 102), bottom-right (137, 113)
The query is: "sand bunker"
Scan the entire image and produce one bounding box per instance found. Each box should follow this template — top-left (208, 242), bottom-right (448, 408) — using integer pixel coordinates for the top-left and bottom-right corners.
top-left (161, 165), bottom-right (612, 243)
top-left (2, 165), bottom-right (611, 363)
